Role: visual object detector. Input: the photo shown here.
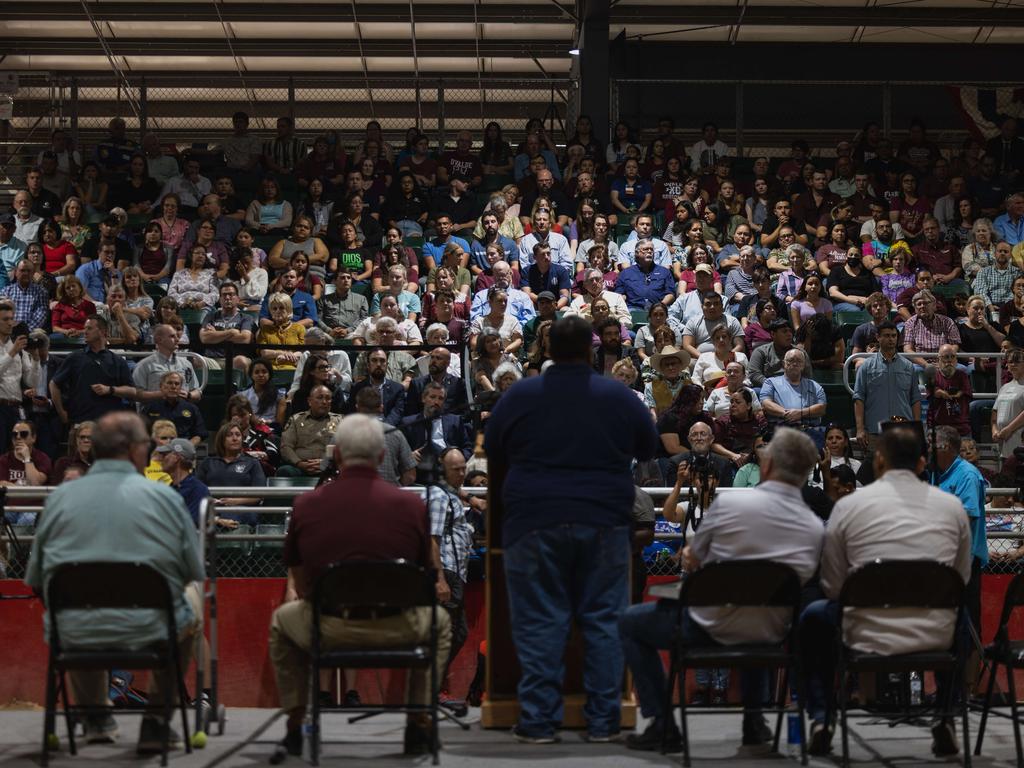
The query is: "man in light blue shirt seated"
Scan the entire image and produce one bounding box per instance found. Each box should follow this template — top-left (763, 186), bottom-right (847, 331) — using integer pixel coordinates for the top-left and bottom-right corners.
top-left (470, 260), bottom-right (536, 325)
top-left (25, 412), bottom-right (204, 751)
top-left (617, 213), bottom-right (672, 269)
top-left (75, 240), bottom-right (122, 303)
top-left (994, 193), bottom-right (1024, 247)
top-left (759, 348), bottom-right (827, 444)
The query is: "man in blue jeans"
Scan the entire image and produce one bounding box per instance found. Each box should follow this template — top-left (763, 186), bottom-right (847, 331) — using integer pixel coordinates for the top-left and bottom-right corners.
top-left (484, 316), bottom-right (658, 743)
top-left (618, 427), bottom-right (824, 751)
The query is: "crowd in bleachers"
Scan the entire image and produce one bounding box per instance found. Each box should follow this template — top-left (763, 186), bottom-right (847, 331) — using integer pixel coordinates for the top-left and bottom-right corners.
top-left (3, 109), bottom-right (1024, 499)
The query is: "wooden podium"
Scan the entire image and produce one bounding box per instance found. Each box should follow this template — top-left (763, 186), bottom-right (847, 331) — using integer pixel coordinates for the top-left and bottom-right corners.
top-left (480, 454), bottom-right (636, 729)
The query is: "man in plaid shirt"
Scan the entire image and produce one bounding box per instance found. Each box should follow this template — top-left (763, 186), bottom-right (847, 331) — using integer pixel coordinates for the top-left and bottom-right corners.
top-left (974, 241), bottom-right (1021, 317)
top-left (903, 288), bottom-right (961, 368)
top-left (0, 259), bottom-right (48, 330)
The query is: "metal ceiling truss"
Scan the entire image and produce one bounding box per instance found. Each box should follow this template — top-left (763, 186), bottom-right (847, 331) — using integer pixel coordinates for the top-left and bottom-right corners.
top-left (8, 2), bottom-right (1022, 26)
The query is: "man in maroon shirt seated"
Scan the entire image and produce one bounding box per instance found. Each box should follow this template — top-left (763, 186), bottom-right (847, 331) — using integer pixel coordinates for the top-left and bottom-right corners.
top-left (912, 216), bottom-right (967, 294)
top-left (268, 414), bottom-right (452, 761)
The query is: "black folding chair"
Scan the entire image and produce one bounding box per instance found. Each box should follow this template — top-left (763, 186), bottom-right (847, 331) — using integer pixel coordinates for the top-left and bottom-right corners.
top-left (662, 560), bottom-right (806, 767)
top-left (836, 559), bottom-right (969, 768)
top-left (974, 570), bottom-right (1024, 762)
top-left (310, 559), bottom-right (440, 766)
top-left (42, 561), bottom-right (192, 767)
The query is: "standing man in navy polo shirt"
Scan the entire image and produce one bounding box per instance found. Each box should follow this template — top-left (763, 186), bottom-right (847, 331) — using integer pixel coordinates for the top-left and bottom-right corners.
top-left (484, 316), bottom-right (659, 743)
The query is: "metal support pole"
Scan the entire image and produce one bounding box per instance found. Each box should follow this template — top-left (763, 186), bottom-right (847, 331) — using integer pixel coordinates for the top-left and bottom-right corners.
top-left (139, 79), bottom-right (148, 139)
top-left (437, 81), bottom-right (445, 149)
top-left (70, 78), bottom-right (79, 146)
top-left (734, 81), bottom-right (744, 157)
top-left (287, 76), bottom-right (295, 122)
top-left (882, 81), bottom-right (892, 137)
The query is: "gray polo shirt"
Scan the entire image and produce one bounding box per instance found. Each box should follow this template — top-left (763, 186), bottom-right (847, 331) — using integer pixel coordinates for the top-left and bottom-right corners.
top-left (851, 351), bottom-right (921, 434)
top-left (689, 480), bottom-right (825, 645)
top-left (318, 290), bottom-right (369, 333)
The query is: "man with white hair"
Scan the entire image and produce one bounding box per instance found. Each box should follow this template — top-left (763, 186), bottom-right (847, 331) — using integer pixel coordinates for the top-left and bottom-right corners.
top-left (268, 413), bottom-right (452, 760)
top-left (619, 427), bottom-right (825, 751)
top-left (566, 267), bottom-right (632, 328)
top-left (470, 260), bottom-right (535, 324)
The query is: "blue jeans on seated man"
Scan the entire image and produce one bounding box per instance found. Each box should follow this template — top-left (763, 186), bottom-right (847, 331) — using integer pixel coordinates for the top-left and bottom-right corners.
top-left (832, 302), bottom-right (865, 313)
top-left (619, 600), bottom-right (769, 724)
top-left (799, 598), bottom-right (969, 726)
top-left (504, 523), bottom-right (630, 739)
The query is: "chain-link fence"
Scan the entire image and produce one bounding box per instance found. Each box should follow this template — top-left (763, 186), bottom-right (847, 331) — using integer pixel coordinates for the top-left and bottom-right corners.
top-left (2, 73), bottom-right (572, 168)
top-left (610, 78), bottom-right (1019, 161)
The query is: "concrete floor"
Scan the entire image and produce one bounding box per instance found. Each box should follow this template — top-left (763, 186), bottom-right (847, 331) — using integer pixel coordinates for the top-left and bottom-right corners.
top-left (0, 705), bottom-right (1022, 767)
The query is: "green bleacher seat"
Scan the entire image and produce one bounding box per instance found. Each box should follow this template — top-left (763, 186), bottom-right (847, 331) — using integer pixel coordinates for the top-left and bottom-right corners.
top-left (179, 308), bottom-right (206, 325)
top-left (631, 309), bottom-right (649, 327)
top-left (834, 311), bottom-right (869, 327)
top-left (271, 370), bottom-right (295, 389)
top-left (811, 368), bottom-right (846, 386)
top-left (404, 235), bottom-right (425, 249)
top-left (932, 284), bottom-right (967, 300)
top-left (144, 283), bottom-right (167, 301)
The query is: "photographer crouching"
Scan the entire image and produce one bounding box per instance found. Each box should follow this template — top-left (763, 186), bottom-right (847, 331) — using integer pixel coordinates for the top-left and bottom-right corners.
top-left (618, 428), bottom-right (824, 751)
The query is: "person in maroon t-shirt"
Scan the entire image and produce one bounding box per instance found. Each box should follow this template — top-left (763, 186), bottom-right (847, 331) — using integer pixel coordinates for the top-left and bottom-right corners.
top-left (927, 345), bottom-right (972, 436)
top-left (0, 420), bottom-right (51, 488)
top-left (911, 216), bottom-right (966, 293)
top-left (268, 414), bottom-right (452, 760)
top-left (895, 269), bottom-right (948, 321)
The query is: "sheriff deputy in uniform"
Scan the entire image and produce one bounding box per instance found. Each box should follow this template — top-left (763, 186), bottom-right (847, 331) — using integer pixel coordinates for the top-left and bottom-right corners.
top-left (278, 384), bottom-right (342, 477)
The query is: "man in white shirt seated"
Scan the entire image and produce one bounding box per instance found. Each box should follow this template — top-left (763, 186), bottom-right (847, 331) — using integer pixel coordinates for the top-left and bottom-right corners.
top-left (799, 424), bottom-right (972, 757)
top-left (518, 211), bottom-right (571, 271)
top-left (617, 212), bottom-right (672, 269)
top-left (619, 428), bottom-right (824, 752)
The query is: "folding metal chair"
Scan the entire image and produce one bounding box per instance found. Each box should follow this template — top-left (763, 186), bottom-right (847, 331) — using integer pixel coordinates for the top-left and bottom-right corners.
top-left (42, 561), bottom-right (192, 767)
top-left (310, 559), bottom-right (440, 765)
top-left (836, 559), bottom-right (969, 768)
top-left (974, 570), bottom-right (1024, 762)
top-left (663, 559), bottom-right (806, 767)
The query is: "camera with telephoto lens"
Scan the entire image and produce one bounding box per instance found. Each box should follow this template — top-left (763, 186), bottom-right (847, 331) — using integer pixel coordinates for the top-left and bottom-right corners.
top-left (11, 323), bottom-right (43, 351)
top-left (687, 454), bottom-right (710, 473)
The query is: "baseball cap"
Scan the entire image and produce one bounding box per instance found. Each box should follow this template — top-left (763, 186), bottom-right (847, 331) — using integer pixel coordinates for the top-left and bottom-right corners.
top-left (537, 291), bottom-right (556, 302)
top-left (694, 263), bottom-right (714, 275)
top-left (154, 438), bottom-right (196, 462)
top-left (768, 319), bottom-right (793, 332)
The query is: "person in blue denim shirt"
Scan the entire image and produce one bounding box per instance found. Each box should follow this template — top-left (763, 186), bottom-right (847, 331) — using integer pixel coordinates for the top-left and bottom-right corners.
top-left (484, 316), bottom-right (658, 743)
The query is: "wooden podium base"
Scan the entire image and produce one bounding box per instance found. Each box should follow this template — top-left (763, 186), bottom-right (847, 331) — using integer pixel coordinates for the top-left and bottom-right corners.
top-left (481, 695), bottom-right (637, 729)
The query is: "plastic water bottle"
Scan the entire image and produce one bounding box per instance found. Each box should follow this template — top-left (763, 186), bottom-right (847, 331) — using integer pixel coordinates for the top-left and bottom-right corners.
top-left (787, 693), bottom-right (802, 756)
top-left (301, 715), bottom-right (316, 760)
top-left (910, 672), bottom-right (922, 706)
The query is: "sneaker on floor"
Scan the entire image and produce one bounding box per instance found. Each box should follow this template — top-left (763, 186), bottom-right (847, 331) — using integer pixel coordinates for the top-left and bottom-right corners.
top-left (136, 716), bottom-right (182, 755)
top-left (269, 728), bottom-right (302, 765)
top-left (511, 725), bottom-right (561, 744)
top-left (438, 691), bottom-right (469, 717)
top-left (342, 689), bottom-right (361, 707)
top-left (741, 713), bottom-right (773, 746)
top-left (808, 721), bottom-right (833, 756)
top-left (625, 721), bottom-right (681, 752)
top-left (931, 718), bottom-right (958, 757)
top-left (84, 714), bottom-right (119, 745)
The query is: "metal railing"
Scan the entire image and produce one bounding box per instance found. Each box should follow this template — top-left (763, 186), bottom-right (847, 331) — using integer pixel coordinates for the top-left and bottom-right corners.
top-left (841, 351), bottom-right (1004, 398)
top-left (6, 484), bottom-right (1024, 579)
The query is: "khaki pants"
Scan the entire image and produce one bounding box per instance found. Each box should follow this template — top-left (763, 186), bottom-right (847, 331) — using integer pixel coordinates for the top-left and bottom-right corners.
top-left (269, 600), bottom-right (451, 712)
top-left (69, 582), bottom-right (203, 708)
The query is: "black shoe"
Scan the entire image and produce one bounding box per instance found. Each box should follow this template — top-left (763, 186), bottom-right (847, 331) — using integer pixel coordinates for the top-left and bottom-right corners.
top-left (343, 689), bottom-right (361, 707)
top-left (741, 714), bottom-right (773, 746)
top-left (625, 720), bottom-right (681, 752)
top-left (404, 722), bottom-right (439, 755)
top-left (136, 717), bottom-right (182, 755)
top-left (808, 721), bottom-right (833, 756)
top-left (269, 728), bottom-right (302, 765)
top-left (931, 719), bottom-right (958, 757)
top-left (511, 725), bottom-right (561, 744)
top-left (439, 691), bottom-right (469, 717)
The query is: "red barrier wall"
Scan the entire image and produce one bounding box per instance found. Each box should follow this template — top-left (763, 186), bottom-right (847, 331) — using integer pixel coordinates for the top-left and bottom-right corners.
top-left (0, 578), bottom-right (485, 707)
top-left (0, 573), bottom-right (1013, 707)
